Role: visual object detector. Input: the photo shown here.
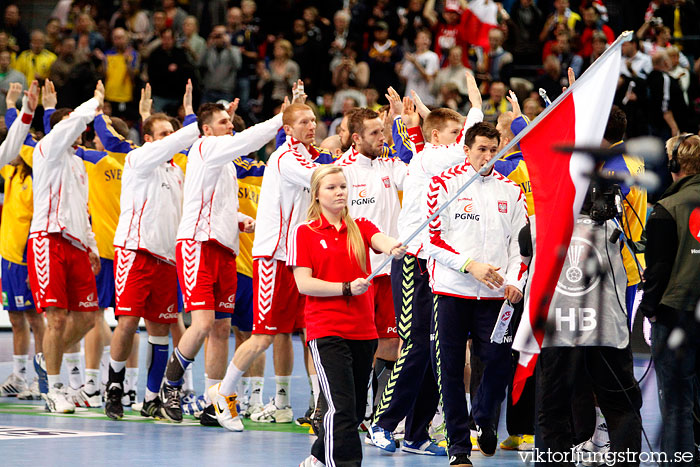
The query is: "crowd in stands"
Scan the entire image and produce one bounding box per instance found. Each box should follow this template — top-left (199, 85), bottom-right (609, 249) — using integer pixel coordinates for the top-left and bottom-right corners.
top-left (0, 0), bottom-right (697, 151)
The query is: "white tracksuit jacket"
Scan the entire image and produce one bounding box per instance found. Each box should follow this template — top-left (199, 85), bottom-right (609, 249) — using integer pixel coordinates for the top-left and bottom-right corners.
top-left (336, 147), bottom-right (407, 276)
top-left (397, 108), bottom-right (483, 259)
top-left (426, 161), bottom-right (528, 299)
top-left (177, 114), bottom-right (282, 255)
top-left (29, 97), bottom-right (98, 254)
top-left (0, 101), bottom-right (33, 167)
top-left (251, 136), bottom-right (321, 262)
top-left (113, 121), bottom-right (200, 264)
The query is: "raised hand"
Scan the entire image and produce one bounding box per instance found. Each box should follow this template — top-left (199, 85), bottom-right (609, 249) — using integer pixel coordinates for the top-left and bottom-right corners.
top-left (41, 79), bottom-right (57, 109)
top-left (183, 78), bottom-right (193, 115)
top-left (94, 80), bottom-right (105, 109)
top-left (410, 89), bottom-right (430, 119)
top-left (291, 79), bottom-right (307, 104)
top-left (227, 98), bottom-right (240, 119)
top-left (385, 86), bottom-right (403, 118)
top-left (506, 90), bottom-right (521, 118)
top-left (401, 96), bottom-right (420, 127)
top-left (139, 83), bottom-right (152, 121)
top-left (465, 71), bottom-right (482, 109)
top-left (5, 82), bottom-right (23, 110)
top-left (280, 95), bottom-right (291, 113)
top-left (25, 80), bottom-right (39, 112)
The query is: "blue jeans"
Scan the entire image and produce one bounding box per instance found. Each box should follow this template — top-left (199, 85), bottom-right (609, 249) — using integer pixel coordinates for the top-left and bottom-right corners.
top-left (651, 318), bottom-right (700, 465)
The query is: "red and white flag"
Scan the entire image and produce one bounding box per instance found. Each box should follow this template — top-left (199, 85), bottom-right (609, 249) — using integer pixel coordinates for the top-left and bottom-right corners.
top-left (511, 35), bottom-right (624, 402)
top-left (459, 0), bottom-right (498, 50)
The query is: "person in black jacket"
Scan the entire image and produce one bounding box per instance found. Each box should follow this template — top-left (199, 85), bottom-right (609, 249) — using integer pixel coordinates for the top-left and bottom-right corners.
top-left (640, 133), bottom-right (700, 465)
top-left (147, 28), bottom-right (195, 114)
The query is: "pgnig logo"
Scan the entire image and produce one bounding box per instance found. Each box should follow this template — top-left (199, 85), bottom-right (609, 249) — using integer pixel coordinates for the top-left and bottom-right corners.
top-left (351, 188), bottom-right (375, 206)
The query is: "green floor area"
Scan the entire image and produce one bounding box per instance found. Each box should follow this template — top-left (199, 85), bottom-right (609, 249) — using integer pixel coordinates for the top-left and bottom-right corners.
top-left (0, 401), bottom-right (312, 433)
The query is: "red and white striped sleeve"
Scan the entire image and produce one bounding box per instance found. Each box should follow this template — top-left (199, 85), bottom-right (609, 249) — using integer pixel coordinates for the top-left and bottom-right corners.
top-left (425, 171), bottom-right (469, 271)
top-left (287, 223), bottom-right (312, 268)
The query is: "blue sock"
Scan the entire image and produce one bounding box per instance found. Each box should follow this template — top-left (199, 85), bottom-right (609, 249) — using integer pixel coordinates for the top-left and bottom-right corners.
top-left (146, 336), bottom-right (170, 394)
top-left (164, 347), bottom-right (194, 387)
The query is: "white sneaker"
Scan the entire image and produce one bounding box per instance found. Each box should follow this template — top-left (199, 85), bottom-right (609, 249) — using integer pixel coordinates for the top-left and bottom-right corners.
top-left (0, 373), bottom-right (28, 396)
top-left (71, 386), bottom-right (103, 408)
top-left (574, 439), bottom-right (610, 467)
top-left (207, 383), bottom-right (244, 432)
top-left (18, 378), bottom-right (41, 400)
top-left (44, 383), bottom-right (75, 413)
top-left (299, 455), bottom-right (325, 467)
top-left (244, 402), bottom-right (264, 418)
top-left (250, 399), bottom-right (293, 423)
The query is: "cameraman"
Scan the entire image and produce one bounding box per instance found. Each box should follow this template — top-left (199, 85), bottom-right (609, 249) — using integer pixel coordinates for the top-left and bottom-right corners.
top-left (522, 184), bottom-right (642, 465)
top-left (640, 134), bottom-right (700, 464)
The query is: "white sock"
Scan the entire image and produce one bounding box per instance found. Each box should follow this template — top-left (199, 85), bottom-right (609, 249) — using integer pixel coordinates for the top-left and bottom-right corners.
top-left (310, 374), bottom-right (320, 408)
top-left (183, 364), bottom-right (194, 392)
top-left (100, 346), bottom-right (111, 386)
top-left (591, 407), bottom-right (609, 445)
top-left (250, 377), bottom-right (264, 406)
top-left (110, 358), bottom-right (126, 374)
top-left (85, 369), bottom-right (100, 394)
top-left (13, 355), bottom-right (28, 381)
top-left (145, 389), bottom-right (158, 402)
top-left (125, 367), bottom-right (139, 393)
top-left (64, 352), bottom-right (83, 390)
top-left (239, 377), bottom-right (252, 400)
top-left (275, 375), bottom-right (290, 408)
top-left (219, 361), bottom-right (245, 396)
top-left (204, 378), bottom-right (221, 404)
top-left (48, 374), bottom-right (61, 388)
top-left (365, 383), bottom-right (373, 419)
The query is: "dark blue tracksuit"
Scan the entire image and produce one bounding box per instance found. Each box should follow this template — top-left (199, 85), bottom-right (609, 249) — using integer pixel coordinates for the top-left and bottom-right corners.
top-left (431, 295), bottom-right (512, 456)
top-left (373, 256), bottom-right (440, 443)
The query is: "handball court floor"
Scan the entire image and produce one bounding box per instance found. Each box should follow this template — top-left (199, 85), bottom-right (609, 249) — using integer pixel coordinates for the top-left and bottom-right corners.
top-left (0, 332), bottom-right (663, 466)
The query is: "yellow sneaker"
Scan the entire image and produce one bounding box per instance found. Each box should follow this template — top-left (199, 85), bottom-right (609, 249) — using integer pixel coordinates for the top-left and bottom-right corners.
top-left (500, 435), bottom-right (522, 450)
top-left (470, 435), bottom-right (480, 451)
top-left (519, 434), bottom-right (534, 451)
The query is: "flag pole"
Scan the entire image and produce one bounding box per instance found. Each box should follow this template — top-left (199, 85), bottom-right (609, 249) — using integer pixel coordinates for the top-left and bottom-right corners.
top-left (366, 31), bottom-right (633, 282)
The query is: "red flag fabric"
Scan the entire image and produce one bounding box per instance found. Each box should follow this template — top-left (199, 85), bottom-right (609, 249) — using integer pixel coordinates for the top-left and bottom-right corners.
top-left (511, 38), bottom-right (623, 402)
top-left (459, 0), bottom-right (498, 50)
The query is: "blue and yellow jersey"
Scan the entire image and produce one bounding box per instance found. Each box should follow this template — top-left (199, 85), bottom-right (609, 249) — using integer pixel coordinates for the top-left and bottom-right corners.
top-left (79, 147), bottom-right (125, 260)
top-left (0, 109), bottom-right (36, 265)
top-left (104, 48), bottom-right (139, 103)
top-left (600, 141), bottom-right (647, 286)
top-left (235, 157), bottom-right (266, 278)
top-left (494, 115), bottom-right (534, 215)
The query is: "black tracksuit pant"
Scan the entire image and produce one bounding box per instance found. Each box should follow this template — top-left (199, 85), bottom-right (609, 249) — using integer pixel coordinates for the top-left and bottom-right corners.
top-left (431, 295), bottom-right (511, 456)
top-left (372, 256), bottom-right (440, 442)
top-left (537, 346), bottom-right (642, 466)
top-left (309, 336), bottom-right (377, 467)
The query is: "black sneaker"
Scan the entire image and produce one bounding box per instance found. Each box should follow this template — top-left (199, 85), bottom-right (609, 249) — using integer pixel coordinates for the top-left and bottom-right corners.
top-left (476, 425), bottom-right (497, 456)
top-left (122, 389), bottom-right (137, 407)
top-left (295, 406), bottom-right (314, 426)
top-left (449, 453), bottom-right (473, 466)
top-left (200, 404), bottom-right (221, 427)
top-left (105, 383), bottom-right (124, 420)
top-left (140, 397), bottom-right (162, 418)
top-left (159, 383), bottom-right (183, 422)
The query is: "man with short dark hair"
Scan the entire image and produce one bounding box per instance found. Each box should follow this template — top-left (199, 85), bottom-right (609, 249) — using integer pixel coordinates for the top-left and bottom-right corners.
top-left (147, 28), bottom-right (195, 113)
top-left (426, 122), bottom-right (527, 466)
top-left (104, 81), bottom-right (199, 421)
top-left (641, 133), bottom-right (700, 461)
top-left (158, 100), bottom-right (283, 425)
